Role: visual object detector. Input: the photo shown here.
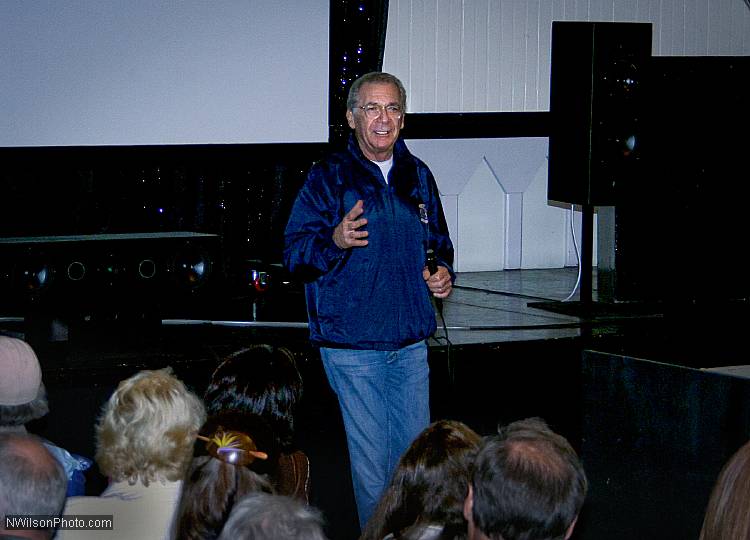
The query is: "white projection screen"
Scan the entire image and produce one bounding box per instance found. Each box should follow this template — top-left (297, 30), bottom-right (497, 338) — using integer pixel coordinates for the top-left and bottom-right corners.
top-left (1, 1), bottom-right (329, 147)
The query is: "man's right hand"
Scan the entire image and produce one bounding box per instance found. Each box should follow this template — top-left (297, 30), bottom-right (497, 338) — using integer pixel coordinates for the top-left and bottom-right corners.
top-left (333, 199), bottom-right (369, 249)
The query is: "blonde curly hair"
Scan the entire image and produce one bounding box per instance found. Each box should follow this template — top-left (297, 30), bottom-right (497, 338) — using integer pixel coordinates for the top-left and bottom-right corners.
top-left (95, 367), bottom-right (206, 486)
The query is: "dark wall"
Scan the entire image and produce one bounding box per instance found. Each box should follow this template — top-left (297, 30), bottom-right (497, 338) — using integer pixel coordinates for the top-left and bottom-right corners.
top-left (579, 350), bottom-right (750, 540)
top-left (0, 144), bottom-right (327, 325)
top-left (0, 144), bottom-right (326, 259)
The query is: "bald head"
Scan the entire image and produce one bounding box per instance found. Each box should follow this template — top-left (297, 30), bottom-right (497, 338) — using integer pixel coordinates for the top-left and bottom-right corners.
top-left (4, 433), bottom-right (55, 462)
top-left (466, 418), bottom-right (587, 540)
top-left (0, 432), bottom-right (67, 538)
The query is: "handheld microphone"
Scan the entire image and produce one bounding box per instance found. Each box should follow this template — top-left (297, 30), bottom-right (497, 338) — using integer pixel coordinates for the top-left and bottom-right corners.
top-left (422, 206), bottom-right (444, 313)
top-left (426, 248), bottom-right (438, 276)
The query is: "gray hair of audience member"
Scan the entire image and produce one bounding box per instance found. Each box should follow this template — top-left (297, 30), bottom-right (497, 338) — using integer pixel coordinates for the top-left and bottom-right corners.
top-left (469, 417), bottom-right (587, 540)
top-left (95, 367), bottom-right (206, 486)
top-left (0, 432), bottom-right (67, 529)
top-left (217, 492), bottom-right (329, 540)
top-left (346, 72), bottom-right (407, 113)
top-left (0, 383), bottom-right (49, 427)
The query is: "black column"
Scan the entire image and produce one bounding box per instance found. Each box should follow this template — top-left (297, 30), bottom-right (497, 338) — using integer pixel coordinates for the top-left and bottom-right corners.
top-left (328, 0), bottom-right (389, 146)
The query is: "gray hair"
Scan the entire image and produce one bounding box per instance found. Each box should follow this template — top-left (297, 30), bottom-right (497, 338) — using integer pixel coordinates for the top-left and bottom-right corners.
top-left (0, 432), bottom-right (67, 529)
top-left (346, 72), bottom-right (407, 112)
top-left (0, 383), bottom-right (49, 426)
top-left (217, 493), bottom-right (328, 540)
top-left (95, 367), bottom-right (206, 485)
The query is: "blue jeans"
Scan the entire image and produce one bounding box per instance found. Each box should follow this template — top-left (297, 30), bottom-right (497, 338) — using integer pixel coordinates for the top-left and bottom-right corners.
top-left (320, 340), bottom-right (430, 531)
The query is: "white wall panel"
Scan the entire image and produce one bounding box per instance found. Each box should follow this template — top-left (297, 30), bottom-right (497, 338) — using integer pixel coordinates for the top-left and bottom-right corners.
top-left (410, 0), bottom-right (427, 108)
top-left (686, 0), bottom-right (708, 55)
top-left (537, 3), bottom-right (554, 111)
top-left (458, 161), bottom-right (506, 271)
top-left (520, 158), bottom-right (566, 269)
top-left (498, 2), bottom-right (515, 111)
top-left (525, 1), bottom-right (541, 111)
top-left (385, 0), bottom-right (750, 113)
top-left (421, 2), bottom-right (438, 110)
top-left (440, 194), bottom-right (460, 267)
top-left (462, 0), bottom-right (477, 111)
top-left (406, 138), bottom-right (551, 271)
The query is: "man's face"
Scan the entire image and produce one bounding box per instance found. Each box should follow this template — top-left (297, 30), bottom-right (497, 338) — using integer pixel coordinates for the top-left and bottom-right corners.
top-left (346, 81), bottom-right (405, 162)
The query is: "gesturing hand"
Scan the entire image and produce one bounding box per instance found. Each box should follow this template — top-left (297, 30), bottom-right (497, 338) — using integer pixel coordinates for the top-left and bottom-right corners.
top-left (333, 199), bottom-right (369, 249)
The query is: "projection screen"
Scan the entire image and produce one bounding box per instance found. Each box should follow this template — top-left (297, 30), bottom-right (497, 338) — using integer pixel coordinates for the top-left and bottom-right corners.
top-left (1, 1), bottom-right (329, 147)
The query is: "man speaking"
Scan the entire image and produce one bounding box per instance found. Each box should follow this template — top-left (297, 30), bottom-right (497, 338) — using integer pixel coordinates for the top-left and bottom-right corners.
top-left (284, 71), bottom-right (454, 530)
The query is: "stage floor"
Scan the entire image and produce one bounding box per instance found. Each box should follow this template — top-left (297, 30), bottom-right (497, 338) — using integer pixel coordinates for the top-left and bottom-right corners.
top-left (434, 267), bottom-right (587, 345)
top-left (1, 266), bottom-right (664, 353)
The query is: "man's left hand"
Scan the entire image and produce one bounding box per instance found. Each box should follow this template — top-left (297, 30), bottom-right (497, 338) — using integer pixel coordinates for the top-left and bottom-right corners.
top-left (422, 266), bottom-right (453, 299)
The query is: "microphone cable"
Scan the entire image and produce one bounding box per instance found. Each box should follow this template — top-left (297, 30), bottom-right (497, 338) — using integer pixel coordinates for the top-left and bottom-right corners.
top-left (426, 248), bottom-right (454, 383)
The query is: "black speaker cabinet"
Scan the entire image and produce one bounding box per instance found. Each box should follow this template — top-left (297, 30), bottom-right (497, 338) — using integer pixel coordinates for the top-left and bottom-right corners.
top-left (548, 21), bottom-right (652, 206)
top-left (597, 55), bottom-right (749, 305)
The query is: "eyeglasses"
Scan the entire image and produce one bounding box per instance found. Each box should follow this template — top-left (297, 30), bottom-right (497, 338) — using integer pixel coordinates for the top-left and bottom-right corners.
top-left (356, 103), bottom-right (403, 119)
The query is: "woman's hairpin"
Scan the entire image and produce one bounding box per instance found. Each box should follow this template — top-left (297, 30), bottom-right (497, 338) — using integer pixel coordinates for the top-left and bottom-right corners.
top-left (197, 428), bottom-right (268, 466)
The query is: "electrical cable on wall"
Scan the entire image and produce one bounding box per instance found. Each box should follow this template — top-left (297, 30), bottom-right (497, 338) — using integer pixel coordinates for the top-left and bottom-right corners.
top-left (562, 204), bottom-right (582, 302)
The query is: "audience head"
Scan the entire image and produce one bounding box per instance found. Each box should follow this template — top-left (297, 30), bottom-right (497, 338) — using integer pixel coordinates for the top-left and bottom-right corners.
top-left (0, 336), bottom-right (49, 429)
top-left (465, 417), bottom-right (587, 540)
top-left (699, 439), bottom-right (750, 540)
top-left (217, 492), bottom-right (328, 540)
top-left (204, 344), bottom-right (303, 451)
top-left (361, 419), bottom-right (482, 540)
top-left (95, 367), bottom-right (206, 486)
top-left (171, 411), bottom-right (278, 540)
top-left (0, 432), bottom-right (67, 539)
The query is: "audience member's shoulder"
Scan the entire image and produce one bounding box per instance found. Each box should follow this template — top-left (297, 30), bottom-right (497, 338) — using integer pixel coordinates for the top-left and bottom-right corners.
top-left (56, 496), bottom-right (120, 540)
top-left (62, 494), bottom-right (116, 513)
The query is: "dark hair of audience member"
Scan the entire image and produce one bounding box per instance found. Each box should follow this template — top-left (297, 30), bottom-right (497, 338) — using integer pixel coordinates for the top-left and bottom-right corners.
top-left (470, 417), bottom-right (587, 540)
top-left (360, 419), bottom-right (482, 540)
top-left (204, 344), bottom-right (303, 451)
top-left (217, 492), bottom-right (329, 540)
top-left (699, 439), bottom-right (750, 540)
top-left (171, 411), bottom-right (278, 540)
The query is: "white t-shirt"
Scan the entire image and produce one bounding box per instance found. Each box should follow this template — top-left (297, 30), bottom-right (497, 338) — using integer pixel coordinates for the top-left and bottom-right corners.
top-left (372, 156), bottom-right (393, 184)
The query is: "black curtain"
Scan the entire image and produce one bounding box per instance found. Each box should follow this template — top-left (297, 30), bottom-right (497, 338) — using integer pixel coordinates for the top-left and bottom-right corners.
top-left (328, 0), bottom-right (389, 146)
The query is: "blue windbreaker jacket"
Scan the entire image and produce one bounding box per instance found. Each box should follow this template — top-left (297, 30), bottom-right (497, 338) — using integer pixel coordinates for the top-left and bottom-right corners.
top-left (283, 135), bottom-right (454, 350)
